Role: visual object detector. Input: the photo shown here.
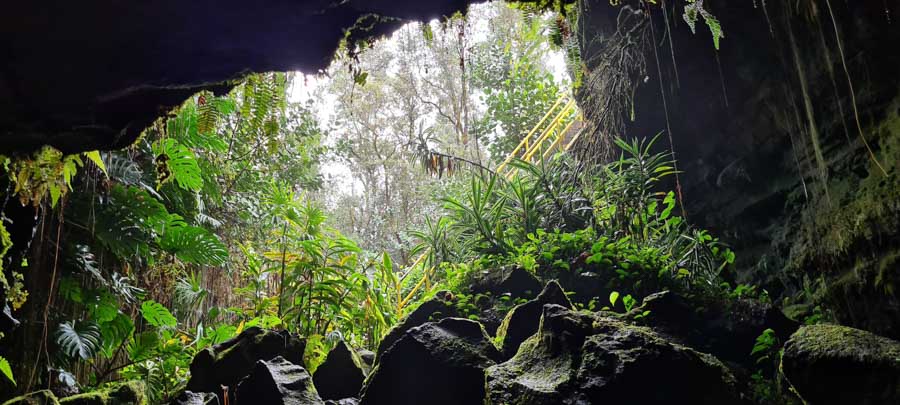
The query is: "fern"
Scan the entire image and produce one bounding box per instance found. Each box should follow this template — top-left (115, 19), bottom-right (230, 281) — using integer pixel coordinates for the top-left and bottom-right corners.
top-left (140, 300), bottom-right (177, 328)
top-left (55, 321), bottom-right (102, 360)
top-left (683, 0), bottom-right (724, 50)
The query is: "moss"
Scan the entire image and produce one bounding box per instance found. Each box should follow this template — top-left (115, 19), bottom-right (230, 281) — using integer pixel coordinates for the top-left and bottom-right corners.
top-left (1, 390), bottom-right (59, 405)
top-left (787, 324), bottom-right (900, 363)
top-left (59, 381), bottom-right (145, 405)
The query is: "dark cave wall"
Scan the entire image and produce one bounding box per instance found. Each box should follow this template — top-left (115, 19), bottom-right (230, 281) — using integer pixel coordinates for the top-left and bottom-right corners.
top-left (576, 0), bottom-right (900, 337)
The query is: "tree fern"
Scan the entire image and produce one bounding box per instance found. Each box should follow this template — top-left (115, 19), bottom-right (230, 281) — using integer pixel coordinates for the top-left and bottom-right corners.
top-left (55, 321), bottom-right (102, 360)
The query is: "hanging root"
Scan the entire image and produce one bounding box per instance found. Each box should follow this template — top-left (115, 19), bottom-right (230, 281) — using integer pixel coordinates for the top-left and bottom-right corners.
top-left (824, 0), bottom-right (888, 176)
top-left (575, 5), bottom-right (650, 163)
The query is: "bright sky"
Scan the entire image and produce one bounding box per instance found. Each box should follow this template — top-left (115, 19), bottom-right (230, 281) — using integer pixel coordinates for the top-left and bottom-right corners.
top-left (287, 2), bottom-right (569, 199)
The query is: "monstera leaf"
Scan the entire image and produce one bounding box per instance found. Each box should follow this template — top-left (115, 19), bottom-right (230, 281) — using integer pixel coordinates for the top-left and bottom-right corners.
top-left (160, 219), bottom-right (228, 266)
top-left (55, 321), bottom-right (102, 360)
top-left (153, 138), bottom-right (203, 192)
top-left (141, 300), bottom-right (177, 329)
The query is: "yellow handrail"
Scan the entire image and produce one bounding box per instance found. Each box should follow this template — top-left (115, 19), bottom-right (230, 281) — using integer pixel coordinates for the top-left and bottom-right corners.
top-left (496, 95), bottom-right (567, 173)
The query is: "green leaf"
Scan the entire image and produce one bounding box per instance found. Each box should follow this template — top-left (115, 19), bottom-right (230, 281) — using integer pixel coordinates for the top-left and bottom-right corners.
top-left (99, 312), bottom-right (135, 357)
top-left (141, 300), bottom-right (177, 328)
top-left (84, 151), bottom-right (107, 175)
top-left (153, 138), bottom-right (203, 191)
top-left (609, 291), bottom-right (620, 307)
top-left (128, 331), bottom-right (160, 362)
top-left (160, 220), bottom-right (228, 266)
top-left (55, 321), bottom-right (102, 360)
top-left (0, 356), bottom-right (14, 386)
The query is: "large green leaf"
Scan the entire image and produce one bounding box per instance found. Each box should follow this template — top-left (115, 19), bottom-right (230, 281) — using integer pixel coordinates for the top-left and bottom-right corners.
top-left (160, 220), bottom-right (228, 266)
top-left (99, 312), bottom-right (135, 357)
top-left (141, 300), bottom-right (177, 328)
top-left (128, 331), bottom-right (160, 362)
top-left (55, 321), bottom-right (102, 360)
top-left (153, 138), bottom-right (203, 192)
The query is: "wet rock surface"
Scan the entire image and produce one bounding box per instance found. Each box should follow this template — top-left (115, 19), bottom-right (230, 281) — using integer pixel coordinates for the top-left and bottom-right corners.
top-left (186, 327), bottom-right (306, 400)
top-left (312, 340), bottom-right (368, 401)
top-left (374, 291), bottom-right (457, 362)
top-left (360, 317), bottom-right (501, 405)
top-left (495, 280), bottom-right (573, 359)
top-left (471, 266), bottom-right (542, 299)
top-left (782, 324), bottom-right (900, 405)
top-left (235, 356), bottom-right (323, 405)
top-left (170, 391), bottom-right (219, 405)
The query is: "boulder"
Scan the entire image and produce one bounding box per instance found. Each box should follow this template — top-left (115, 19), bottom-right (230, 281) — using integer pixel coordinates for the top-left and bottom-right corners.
top-left (360, 318), bottom-right (501, 405)
top-left (235, 356), bottom-right (324, 405)
top-left (495, 281), bottom-right (573, 359)
top-left (623, 290), bottom-right (798, 366)
top-left (374, 291), bottom-right (457, 362)
top-left (355, 349), bottom-right (375, 368)
top-left (57, 381), bottom-right (145, 405)
top-left (486, 304), bottom-right (594, 404)
top-left (170, 391), bottom-right (219, 405)
top-left (312, 341), bottom-right (368, 400)
top-left (781, 324), bottom-right (900, 405)
top-left (186, 327), bottom-right (306, 399)
top-left (1, 390), bottom-right (59, 405)
top-left (471, 266), bottom-right (542, 299)
top-left (323, 400), bottom-right (358, 405)
top-left (486, 304), bottom-right (745, 404)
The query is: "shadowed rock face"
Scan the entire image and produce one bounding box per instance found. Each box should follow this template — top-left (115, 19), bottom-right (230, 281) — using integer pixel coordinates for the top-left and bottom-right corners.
top-left (0, 0), bottom-right (471, 154)
top-left (782, 324), bottom-right (900, 405)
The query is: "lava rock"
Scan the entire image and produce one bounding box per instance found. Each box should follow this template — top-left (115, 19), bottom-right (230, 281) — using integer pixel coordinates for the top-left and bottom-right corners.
top-left (782, 324), bottom-right (900, 405)
top-left (360, 318), bottom-right (501, 405)
top-left (486, 304), bottom-right (745, 404)
top-left (471, 265), bottom-right (542, 299)
top-left (374, 291), bottom-right (457, 362)
top-left (1, 390), bottom-right (59, 405)
top-left (495, 280), bottom-right (573, 359)
top-left (235, 356), bottom-right (324, 405)
top-left (623, 290), bottom-right (798, 366)
top-left (170, 391), bottom-right (219, 405)
top-left (487, 304), bottom-right (594, 404)
top-left (313, 341), bottom-right (368, 400)
top-left (186, 327), bottom-right (306, 399)
top-left (356, 349), bottom-right (375, 368)
top-left (323, 399), bottom-right (358, 405)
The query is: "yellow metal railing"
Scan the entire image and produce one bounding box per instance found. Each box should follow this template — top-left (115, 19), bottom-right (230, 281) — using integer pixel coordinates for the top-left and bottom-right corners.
top-left (496, 94), bottom-right (582, 176)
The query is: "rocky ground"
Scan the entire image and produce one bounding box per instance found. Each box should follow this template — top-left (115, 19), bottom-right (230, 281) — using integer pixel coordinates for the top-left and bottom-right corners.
top-left (6, 269), bottom-right (899, 405)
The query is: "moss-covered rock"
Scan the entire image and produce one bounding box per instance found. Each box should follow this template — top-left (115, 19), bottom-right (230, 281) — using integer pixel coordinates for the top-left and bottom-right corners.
top-left (373, 291), bottom-right (457, 362)
top-left (486, 304), bottom-right (593, 405)
top-left (495, 281), bottom-right (573, 359)
top-left (360, 318), bottom-right (500, 405)
top-left (782, 324), bottom-right (900, 404)
top-left (312, 340), bottom-right (368, 400)
top-left (185, 327), bottom-right (305, 401)
top-left (1, 390), bottom-right (59, 405)
top-left (234, 356), bottom-right (323, 405)
top-left (486, 304), bottom-right (746, 404)
top-left (58, 381), bottom-right (145, 405)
